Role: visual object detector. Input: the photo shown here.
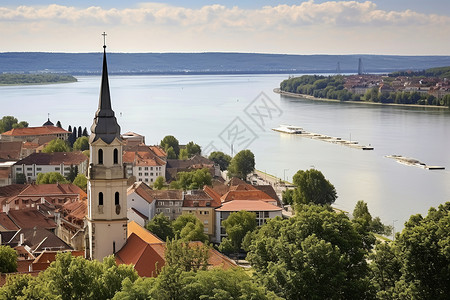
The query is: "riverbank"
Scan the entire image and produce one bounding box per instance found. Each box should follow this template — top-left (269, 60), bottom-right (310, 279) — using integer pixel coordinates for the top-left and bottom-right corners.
top-left (273, 88), bottom-right (448, 110)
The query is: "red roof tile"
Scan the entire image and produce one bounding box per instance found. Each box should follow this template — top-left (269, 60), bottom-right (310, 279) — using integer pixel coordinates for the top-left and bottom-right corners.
top-left (2, 126), bottom-right (70, 136)
top-left (215, 200), bottom-right (282, 212)
top-left (8, 210), bottom-right (57, 229)
top-left (127, 182), bottom-right (154, 204)
top-left (220, 190), bottom-right (274, 203)
top-left (0, 212), bottom-right (19, 230)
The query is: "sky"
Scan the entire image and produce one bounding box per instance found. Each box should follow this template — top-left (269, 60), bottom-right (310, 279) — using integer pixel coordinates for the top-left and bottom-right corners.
top-left (0, 0), bottom-right (449, 55)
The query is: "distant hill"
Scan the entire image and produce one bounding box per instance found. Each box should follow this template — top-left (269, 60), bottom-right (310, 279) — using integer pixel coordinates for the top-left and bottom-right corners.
top-left (1, 52), bottom-right (450, 75)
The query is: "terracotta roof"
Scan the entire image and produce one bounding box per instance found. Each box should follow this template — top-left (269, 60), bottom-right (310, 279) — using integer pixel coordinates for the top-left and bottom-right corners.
top-left (221, 190), bottom-right (274, 203)
top-left (14, 152), bottom-right (87, 166)
top-left (0, 213), bottom-right (19, 230)
top-left (0, 184), bottom-right (26, 197)
top-left (19, 183), bottom-right (86, 198)
top-left (229, 184), bottom-right (257, 191)
top-left (254, 185), bottom-right (281, 206)
top-left (0, 141), bottom-right (22, 160)
top-left (228, 177), bottom-right (247, 186)
top-left (203, 186), bottom-right (222, 207)
top-left (149, 146), bottom-right (166, 157)
top-left (116, 233), bottom-right (236, 277)
top-left (1, 126), bottom-right (70, 136)
top-left (127, 221), bottom-right (163, 243)
top-left (148, 190), bottom-right (183, 200)
top-left (7, 210), bottom-right (57, 229)
top-left (183, 189), bottom-right (221, 208)
top-left (215, 200), bottom-right (282, 212)
top-left (211, 180), bottom-right (229, 196)
top-left (127, 182), bottom-right (154, 204)
top-left (61, 200), bottom-right (87, 222)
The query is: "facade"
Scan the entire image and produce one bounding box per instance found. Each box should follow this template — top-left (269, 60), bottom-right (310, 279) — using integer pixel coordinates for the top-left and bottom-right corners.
top-left (152, 190), bottom-right (184, 220)
top-left (85, 42), bottom-right (128, 261)
top-left (123, 149), bottom-right (166, 184)
top-left (215, 200), bottom-right (282, 243)
top-left (12, 152), bottom-right (88, 183)
top-left (127, 181), bottom-right (156, 226)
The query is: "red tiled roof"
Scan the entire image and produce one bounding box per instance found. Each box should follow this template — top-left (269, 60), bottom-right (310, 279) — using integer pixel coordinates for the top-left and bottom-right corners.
top-left (0, 184), bottom-right (25, 197)
top-left (123, 151), bottom-right (165, 166)
top-left (127, 182), bottom-right (154, 204)
top-left (14, 152), bottom-right (87, 166)
top-left (0, 212), bottom-right (19, 230)
top-left (8, 210), bottom-right (57, 229)
top-left (148, 190), bottom-right (183, 200)
top-left (0, 141), bottom-right (23, 160)
top-left (127, 221), bottom-right (163, 244)
top-left (215, 200), bottom-right (282, 212)
top-left (149, 146), bottom-right (166, 157)
top-left (19, 183), bottom-right (86, 198)
top-left (220, 190), bottom-right (274, 203)
top-left (1, 126), bottom-right (70, 136)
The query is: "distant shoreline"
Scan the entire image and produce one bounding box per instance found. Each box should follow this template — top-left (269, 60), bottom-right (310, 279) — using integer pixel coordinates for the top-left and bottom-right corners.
top-left (273, 88), bottom-right (448, 109)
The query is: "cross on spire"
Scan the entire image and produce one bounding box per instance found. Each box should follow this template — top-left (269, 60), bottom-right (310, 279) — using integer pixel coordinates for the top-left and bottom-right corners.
top-left (102, 32), bottom-right (107, 48)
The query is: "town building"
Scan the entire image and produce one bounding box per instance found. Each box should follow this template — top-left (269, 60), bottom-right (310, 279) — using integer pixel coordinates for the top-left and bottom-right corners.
top-left (152, 190), bottom-right (184, 220)
top-left (12, 151), bottom-right (88, 183)
top-left (127, 181), bottom-right (156, 227)
top-left (123, 147), bottom-right (166, 184)
top-left (85, 40), bottom-right (128, 261)
top-left (0, 119), bottom-right (70, 142)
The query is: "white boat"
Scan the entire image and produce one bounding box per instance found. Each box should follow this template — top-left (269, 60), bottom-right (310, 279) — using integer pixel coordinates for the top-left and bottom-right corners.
top-left (272, 124), bottom-right (303, 134)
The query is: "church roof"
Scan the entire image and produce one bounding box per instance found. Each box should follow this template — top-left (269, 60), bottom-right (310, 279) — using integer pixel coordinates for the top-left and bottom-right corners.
top-left (89, 44), bottom-right (121, 145)
top-left (43, 118), bottom-right (54, 126)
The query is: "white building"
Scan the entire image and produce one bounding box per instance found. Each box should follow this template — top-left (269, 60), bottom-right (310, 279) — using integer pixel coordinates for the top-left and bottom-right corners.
top-left (123, 150), bottom-right (166, 185)
top-left (127, 181), bottom-right (156, 227)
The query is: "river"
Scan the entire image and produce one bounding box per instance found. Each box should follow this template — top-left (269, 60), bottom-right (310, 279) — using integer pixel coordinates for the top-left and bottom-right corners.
top-left (1, 74), bottom-right (449, 230)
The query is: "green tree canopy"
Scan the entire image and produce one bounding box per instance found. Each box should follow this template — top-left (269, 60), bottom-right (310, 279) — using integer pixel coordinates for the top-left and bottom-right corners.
top-left (73, 136), bottom-right (89, 151)
top-left (185, 141), bottom-right (201, 157)
top-left (36, 172), bottom-right (69, 184)
top-left (73, 173), bottom-right (87, 191)
top-left (42, 138), bottom-right (70, 153)
top-left (0, 116), bottom-right (28, 133)
top-left (145, 213), bottom-right (175, 241)
top-left (165, 239), bottom-right (209, 272)
top-left (160, 135), bottom-right (180, 156)
top-left (178, 148), bottom-right (188, 160)
top-left (175, 168), bottom-right (212, 190)
top-left (172, 214), bottom-right (209, 243)
top-left (153, 176), bottom-right (165, 190)
top-left (292, 168), bottom-right (337, 206)
top-left (165, 146), bottom-right (177, 159)
top-left (352, 200), bottom-right (392, 236)
top-left (219, 210), bottom-right (256, 254)
top-left (15, 173), bottom-right (26, 184)
top-left (246, 205), bottom-right (374, 299)
top-left (227, 149), bottom-right (255, 180)
top-left (0, 245), bottom-right (18, 273)
top-left (208, 151), bottom-right (232, 171)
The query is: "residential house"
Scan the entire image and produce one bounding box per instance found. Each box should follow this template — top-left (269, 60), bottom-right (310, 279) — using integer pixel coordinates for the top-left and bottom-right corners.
top-left (127, 181), bottom-right (156, 227)
top-left (55, 199), bottom-right (87, 250)
top-left (12, 151), bottom-right (88, 183)
top-left (121, 132), bottom-right (145, 146)
top-left (123, 149), bottom-right (166, 185)
top-left (182, 187), bottom-right (222, 241)
top-left (152, 190), bottom-right (184, 220)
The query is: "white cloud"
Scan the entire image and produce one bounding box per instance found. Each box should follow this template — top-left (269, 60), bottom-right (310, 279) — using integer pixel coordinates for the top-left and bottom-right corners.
top-left (0, 1), bottom-right (448, 54)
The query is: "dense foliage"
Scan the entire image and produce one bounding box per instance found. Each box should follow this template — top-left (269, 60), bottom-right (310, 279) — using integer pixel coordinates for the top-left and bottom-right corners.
top-left (292, 168), bottom-right (337, 206)
top-left (72, 173), bottom-right (87, 191)
top-left (42, 138), bottom-right (70, 153)
top-left (227, 149), bottom-right (255, 180)
top-left (0, 73), bottom-right (77, 85)
top-left (0, 116), bottom-right (28, 133)
top-left (218, 211), bottom-right (257, 254)
top-left (171, 168), bottom-right (212, 190)
top-left (208, 151), bottom-right (232, 171)
top-left (0, 245), bottom-right (17, 273)
top-left (160, 135), bottom-right (180, 157)
top-left (36, 172), bottom-right (69, 184)
top-left (73, 136), bottom-right (89, 151)
top-left (389, 66), bottom-right (450, 78)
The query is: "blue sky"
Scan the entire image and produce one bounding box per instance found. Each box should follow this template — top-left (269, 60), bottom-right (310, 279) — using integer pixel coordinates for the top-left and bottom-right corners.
top-left (0, 1), bottom-right (449, 54)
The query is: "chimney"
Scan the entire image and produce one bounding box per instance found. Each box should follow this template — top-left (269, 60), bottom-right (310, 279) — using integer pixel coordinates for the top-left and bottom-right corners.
top-left (19, 233), bottom-right (24, 245)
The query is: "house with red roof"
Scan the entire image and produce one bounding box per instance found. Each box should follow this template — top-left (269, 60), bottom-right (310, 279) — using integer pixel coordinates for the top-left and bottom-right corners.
top-left (123, 147), bottom-right (166, 185)
top-left (127, 181), bottom-right (156, 227)
top-left (0, 123), bottom-right (70, 143)
top-left (12, 151), bottom-right (88, 183)
top-left (115, 222), bottom-right (236, 277)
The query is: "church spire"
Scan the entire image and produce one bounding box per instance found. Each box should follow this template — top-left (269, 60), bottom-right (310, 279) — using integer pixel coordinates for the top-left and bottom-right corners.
top-left (89, 32), bottom-right (121, 144)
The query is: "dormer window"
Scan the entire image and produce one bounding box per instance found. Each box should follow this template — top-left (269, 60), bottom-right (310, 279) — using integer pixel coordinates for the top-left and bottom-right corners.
top-left (113, 148), bottom-right (119, 164)
top-left (98, 149), bottom-right (103, 164)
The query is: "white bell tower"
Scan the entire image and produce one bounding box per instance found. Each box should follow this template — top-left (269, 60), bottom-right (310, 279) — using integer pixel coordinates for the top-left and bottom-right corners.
top-left (86, 33), bottom-right (128, 261)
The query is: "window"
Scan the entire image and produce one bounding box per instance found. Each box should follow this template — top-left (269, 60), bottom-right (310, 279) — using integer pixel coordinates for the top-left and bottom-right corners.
top-left (150, 172), bottom-right (153, 176)
top-left (36, 167), bottom-right (42, 171)
top-left (115, 192), bottom-right (120, 205)
top-left (138, 173), bottom-right (142, 176)
top-left (98, 149), bottom-right (103, 164)
top-left (165, 208), bottom-right (171, 213)
top-left (169, 201), bottom-right (173, 206)
top-left (64, 167), bottom-right (70, 170)
top-left (144, 172), bottom-right (148, 176)
top-left (150, 167), bottom-right (153, 171)
top-left (151, 178), bottom-right (154, 182)
top-left (145, 167), bottom-right (148, 170)
top-left (16, 167), bottom-right (22, 171)
top-left (113, 148), bottom-right (119, 164)
top-left (145, 178), bottom-right (149, 182)
top-left (139, 167), bottom-right (142, 171)
top-left (27, 167), bottom-right (32, 171)
top-left (27, 173), bottom-right (32, 176)
top-left (156, 208), bottom-right (162, 213)
top-left (204, 220), bottom-right (209, 224)
top-left (99, 192), bottom-right (103, 206)
top-left (55, 167), bottom-right (60, 171)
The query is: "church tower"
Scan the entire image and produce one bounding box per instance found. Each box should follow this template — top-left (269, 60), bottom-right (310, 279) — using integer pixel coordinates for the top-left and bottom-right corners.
top-left (86, 35), bottom-right (128, 260)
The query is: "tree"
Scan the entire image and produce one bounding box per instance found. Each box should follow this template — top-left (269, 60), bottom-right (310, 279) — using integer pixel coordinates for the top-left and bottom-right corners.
top-left (56, 121), bottom-right (62, 128)
top-left (185, 141), bottom-right (201, 157)
top-left (145, 213), bottom-right (174, 241)
top-left (172, 214), bottom-right (208, 243)
top-left (282, 189), bottom-right (294, 205)
top-left (292, 168), bottom-right (337, 206)
top-left (178, 148), bottom-right (188, 160)
top-left (73, 174), bottom-right (87, 191)
top-left (0, 245), bottom-right (17, 273)
top-left (73, 136), bottom-right (89, 151)
top-left (0, 274), bottom-right (34, 300)
top-left (68, 125), bottom-right (72, 132)
top-left (165, 239), bottom-right (209, 272)
top-left (15, 173), bottom-right (26, 184)
top-left (165, 146), bottom-right (177, 159)
top-left (219, 210), bottom-right (256, 254)
top-left (246, 205), bottom-right (375, 299)
top-left (82, 127), bottom-right (88, 137)
top-left (36, 172), bottom-right (68, 184)
top-left (77, 126), bottom-right (82, 138)
top-left (153, 176), bottom-right (165, 190)
top-left (227, 149), bottom-right (255, 180)
top-left (65, 165), bottom-right (78, 182)
top-left (160, 135), bottom-right (180, 156)
top-left (0, 116), bottom-right (28, 133)
top-left (42, 138), bottom-right (70, 153)
top-left (208, 151), bottom-right (232, 171)
top-left (352, 200), bottom-right (392, 236)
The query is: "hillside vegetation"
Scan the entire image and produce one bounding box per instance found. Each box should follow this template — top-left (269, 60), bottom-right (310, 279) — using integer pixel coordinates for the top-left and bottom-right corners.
top-left (0, 73), bottom-right (77, 85)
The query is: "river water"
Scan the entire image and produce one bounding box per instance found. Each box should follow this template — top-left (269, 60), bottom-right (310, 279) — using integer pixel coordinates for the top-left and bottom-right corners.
top-left (1, 74), bottom-right (449, 230)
